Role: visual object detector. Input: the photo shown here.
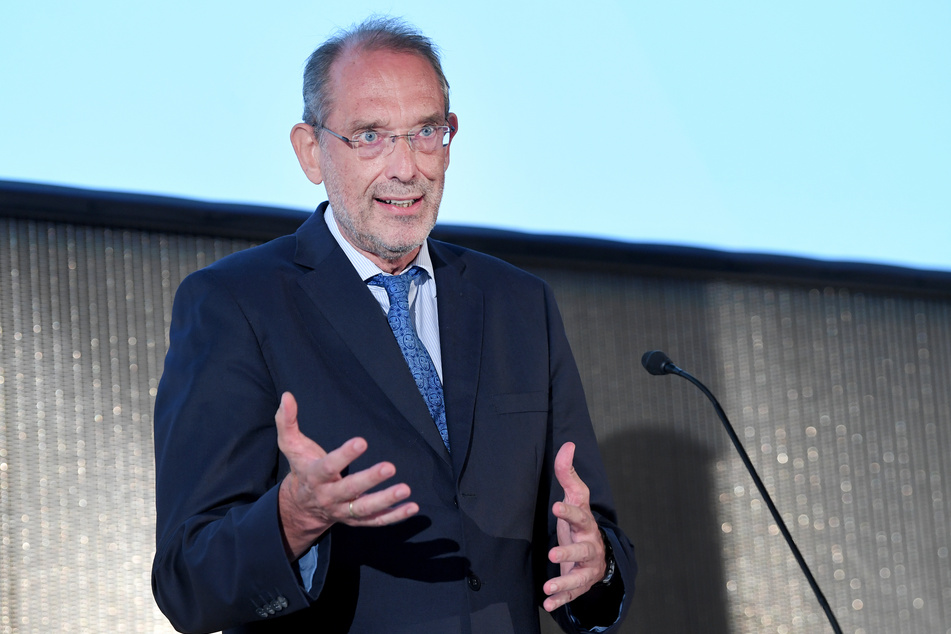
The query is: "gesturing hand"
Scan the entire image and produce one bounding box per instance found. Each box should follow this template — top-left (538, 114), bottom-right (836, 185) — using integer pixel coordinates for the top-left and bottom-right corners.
top-left (275, 392), bottom-right (419, 559)
top-left (542, 442), bottom-right (608, 612)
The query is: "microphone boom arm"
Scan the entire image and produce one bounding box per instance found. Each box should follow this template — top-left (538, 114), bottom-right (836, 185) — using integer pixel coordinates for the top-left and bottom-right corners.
top-left (643, 351), bottom-right (843, 634)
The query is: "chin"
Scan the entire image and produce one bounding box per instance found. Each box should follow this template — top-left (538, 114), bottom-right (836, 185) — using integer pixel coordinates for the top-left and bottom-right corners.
top-left (375, 233), bottom-right (430, 258)
top-left (381, 216), bottom-right (437, 250)
top-left (334, 200), bottom-right (438, 261)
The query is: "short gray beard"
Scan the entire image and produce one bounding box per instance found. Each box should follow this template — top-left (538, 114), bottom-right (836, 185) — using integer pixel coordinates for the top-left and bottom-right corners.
top-left (332, 201), bottom-right (437, 263)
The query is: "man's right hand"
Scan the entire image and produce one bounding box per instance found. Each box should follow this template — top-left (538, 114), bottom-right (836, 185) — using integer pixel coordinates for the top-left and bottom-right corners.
top-left (275, 391), bottom-right (419, 559)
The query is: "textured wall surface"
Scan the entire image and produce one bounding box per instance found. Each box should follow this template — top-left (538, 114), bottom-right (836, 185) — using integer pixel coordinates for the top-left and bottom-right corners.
top-left (533, 267), bottom-right (951, 634)
top-left (1, 216), bottom-right (949, 633)
top-left (0, 220), bottom-right (253, 632)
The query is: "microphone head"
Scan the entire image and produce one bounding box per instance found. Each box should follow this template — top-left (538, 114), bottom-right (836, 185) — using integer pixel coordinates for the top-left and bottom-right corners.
top-left (641, 350), bottom-right (674, 376)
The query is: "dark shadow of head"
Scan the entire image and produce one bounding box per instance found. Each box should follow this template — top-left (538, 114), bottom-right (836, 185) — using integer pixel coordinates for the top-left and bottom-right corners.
top-left (598, 425), bottom-right (732, 634)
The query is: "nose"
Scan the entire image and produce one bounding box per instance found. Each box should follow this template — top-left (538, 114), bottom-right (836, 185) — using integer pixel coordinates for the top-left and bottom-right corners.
top-left (383, 135), bottom-right (420, 182)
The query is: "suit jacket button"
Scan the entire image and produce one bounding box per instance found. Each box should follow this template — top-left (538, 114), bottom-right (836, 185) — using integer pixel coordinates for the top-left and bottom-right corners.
top-left (467, 572), bottom-right (482, 591)
top-left (256, 607), bottom-right (269, 618)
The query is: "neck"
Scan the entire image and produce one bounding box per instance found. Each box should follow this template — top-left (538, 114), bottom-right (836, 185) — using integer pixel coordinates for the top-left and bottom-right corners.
top-left (331, 216), bottom-right (423, 274)
top-left (369, 248), bottom-right (421, 275)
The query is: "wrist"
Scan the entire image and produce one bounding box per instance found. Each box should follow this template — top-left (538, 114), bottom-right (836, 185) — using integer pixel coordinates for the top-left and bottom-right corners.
top-left (278, 475), bottom-right (331, 559)
top-left (598, 527), bottom-right (616, 585)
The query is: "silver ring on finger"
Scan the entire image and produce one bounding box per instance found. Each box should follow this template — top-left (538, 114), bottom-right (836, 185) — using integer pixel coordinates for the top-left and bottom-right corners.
top-left (348, 499), bottom-right (358, 519)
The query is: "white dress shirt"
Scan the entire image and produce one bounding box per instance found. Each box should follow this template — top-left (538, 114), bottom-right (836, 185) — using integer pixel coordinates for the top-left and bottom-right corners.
top-left (324, 206), bottom-right (443, 380)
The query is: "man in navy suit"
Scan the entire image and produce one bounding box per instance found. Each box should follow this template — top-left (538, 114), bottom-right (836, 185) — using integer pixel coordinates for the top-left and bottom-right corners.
top-left (152, 16), bottom-right (635, 633)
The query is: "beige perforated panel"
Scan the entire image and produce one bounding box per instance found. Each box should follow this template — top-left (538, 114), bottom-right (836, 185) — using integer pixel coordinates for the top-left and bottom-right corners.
top-left (2, 217), bottom-right (949, 633)
top-left (539, 268), bottom-right (951, 634)
top-left (0, 219), bottom-right (252, 633)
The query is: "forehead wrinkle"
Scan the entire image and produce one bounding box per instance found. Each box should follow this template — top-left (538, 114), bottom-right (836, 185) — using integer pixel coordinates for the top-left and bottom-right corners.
top-left (326, 48), bottom-right (446, 133)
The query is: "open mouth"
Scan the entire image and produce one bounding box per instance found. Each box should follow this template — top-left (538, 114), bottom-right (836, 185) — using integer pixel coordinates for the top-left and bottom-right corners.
top-left (376, 198), bottom-right (421, 208)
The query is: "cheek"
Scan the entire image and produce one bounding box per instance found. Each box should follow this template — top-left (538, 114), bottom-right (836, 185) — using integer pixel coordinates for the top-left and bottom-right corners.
top-left (328, 157), bottom-right (382, 197)
top-left (418, 156), bottom-right (449, 182)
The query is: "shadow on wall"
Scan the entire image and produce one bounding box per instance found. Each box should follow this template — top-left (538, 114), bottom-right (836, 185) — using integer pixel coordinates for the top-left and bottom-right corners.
top-left (541, 426), bottom-right (730, 634)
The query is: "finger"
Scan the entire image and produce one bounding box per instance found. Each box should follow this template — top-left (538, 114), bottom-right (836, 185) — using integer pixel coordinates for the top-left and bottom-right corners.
top-left (549, 539), bottom-right (596, 567)
top-left (554, 442), bottom-right (590, 505)
top-left (554, 441), bottom-right (576, 481)
top-left (303, 458), bottom-right (410, 522)
top-left (542, 568), bottom-right (591, 611)
top-left (344, 483), bottom-right (418, 525)
top-left (544, 566), bottom-right (587, 594)
top-left (327, 458), bottom-right (398, 502)
top-left (274, 391), bottom-right (298, 438)
top-left (275, 392), bottom-right (327, 461)
top-left (552, 500), bottom-right (597, 533)
top-left (353, 501), bottom-right (419, 526)
top-left (310, 436), bottom-right (370, 484)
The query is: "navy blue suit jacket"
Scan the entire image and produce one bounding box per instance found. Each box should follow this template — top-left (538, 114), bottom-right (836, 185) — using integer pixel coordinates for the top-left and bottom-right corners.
top-left (152, 204), bottom-right (635, 633)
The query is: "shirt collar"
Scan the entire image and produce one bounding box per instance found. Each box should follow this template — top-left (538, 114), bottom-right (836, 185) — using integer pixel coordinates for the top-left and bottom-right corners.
top-left (323, 205), bottom-right (435, 282)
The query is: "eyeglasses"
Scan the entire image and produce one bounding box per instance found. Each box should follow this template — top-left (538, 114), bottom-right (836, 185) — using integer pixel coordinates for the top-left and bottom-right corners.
top-left (318, 124), bottom-right (454, 160)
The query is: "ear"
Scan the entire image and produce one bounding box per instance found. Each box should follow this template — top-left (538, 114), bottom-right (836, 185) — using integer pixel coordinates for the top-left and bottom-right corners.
top-left (444, 113), bottom-right (459, 170)
top-left (290, 123), bottom-right (324, 185)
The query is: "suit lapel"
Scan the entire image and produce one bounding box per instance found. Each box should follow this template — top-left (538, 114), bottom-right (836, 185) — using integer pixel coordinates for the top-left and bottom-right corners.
top-left (293, 207), bottom-right (451, 465)
top-left (429, 240), bottom-right (484, 478)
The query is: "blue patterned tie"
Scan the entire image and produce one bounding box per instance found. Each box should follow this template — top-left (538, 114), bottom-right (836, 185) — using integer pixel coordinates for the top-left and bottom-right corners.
top-left (368, 267), bottom-right (449, 451)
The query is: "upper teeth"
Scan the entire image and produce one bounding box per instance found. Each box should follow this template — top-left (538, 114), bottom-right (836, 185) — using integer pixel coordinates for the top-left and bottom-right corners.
top-left (383, 199), bottom-right (414, 207)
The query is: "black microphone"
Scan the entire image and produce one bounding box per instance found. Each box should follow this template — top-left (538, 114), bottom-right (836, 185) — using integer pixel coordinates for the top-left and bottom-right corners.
top-left (641, 350), bottom-right (677, 376)
top-left (641, 350), bottom-right (843, 634)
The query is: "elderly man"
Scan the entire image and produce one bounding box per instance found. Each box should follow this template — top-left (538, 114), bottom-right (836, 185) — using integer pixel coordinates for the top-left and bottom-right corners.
top-left (152, 16), bottom-right (635, 634)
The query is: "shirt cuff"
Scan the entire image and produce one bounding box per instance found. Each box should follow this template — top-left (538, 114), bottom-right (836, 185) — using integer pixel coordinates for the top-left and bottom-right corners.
top-left (297, 543), bottom-right (319, 593)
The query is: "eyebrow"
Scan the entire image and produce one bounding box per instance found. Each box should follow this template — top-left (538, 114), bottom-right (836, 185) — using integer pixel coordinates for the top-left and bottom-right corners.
top-left (346, 113), bottom-right (445, 134)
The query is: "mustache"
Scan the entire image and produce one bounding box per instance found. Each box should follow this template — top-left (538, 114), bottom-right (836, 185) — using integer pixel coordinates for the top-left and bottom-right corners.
top-left (371, 181), bottom-right (431, 198)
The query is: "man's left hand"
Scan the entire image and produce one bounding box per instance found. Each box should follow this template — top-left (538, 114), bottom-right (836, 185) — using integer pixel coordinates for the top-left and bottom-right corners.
top-left (543, 442), bottom-right (608, 612)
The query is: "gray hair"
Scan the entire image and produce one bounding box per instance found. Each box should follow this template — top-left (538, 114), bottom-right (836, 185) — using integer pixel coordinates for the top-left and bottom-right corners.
top-left (302, 16), bottom-right (451, 129)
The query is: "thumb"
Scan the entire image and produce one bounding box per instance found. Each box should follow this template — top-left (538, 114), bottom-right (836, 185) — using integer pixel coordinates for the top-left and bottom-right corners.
top-left (275, 392), bottom-right (299, 434)
top-left (275, 392), bottom-right (324, 460)
top-left (554, 442), bottom-right (590, 505)
top-left (554, 441), bottom-right (577, 486)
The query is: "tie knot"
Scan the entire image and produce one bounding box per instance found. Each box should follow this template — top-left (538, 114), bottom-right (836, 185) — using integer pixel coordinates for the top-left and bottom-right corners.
top-left (368, 267), bottom-right (422, 302)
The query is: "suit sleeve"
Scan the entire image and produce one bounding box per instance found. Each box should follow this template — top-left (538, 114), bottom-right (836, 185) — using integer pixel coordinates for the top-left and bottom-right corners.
top-left (538, 283), bottom-right (637, 633)
top-left (151, 268), bottom-right (321, 633)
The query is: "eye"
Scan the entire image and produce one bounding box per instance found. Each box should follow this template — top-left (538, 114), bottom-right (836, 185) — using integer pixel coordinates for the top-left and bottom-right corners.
top-left (416, 125), bottom-right (437, 139)
top-left (355, 130), bottom-right (380, 144)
